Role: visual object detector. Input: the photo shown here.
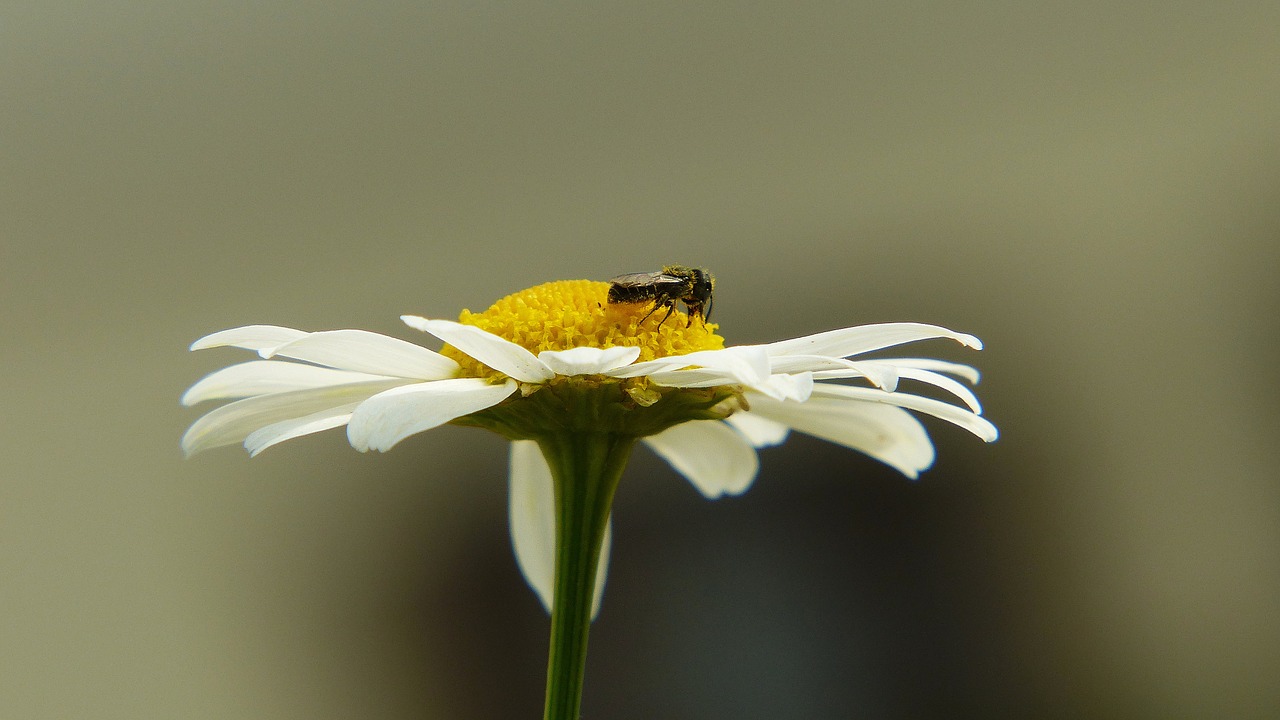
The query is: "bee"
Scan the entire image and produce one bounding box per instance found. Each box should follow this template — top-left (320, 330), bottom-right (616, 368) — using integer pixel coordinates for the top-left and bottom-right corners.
top-left (607, 265), bottom-right (715, 328)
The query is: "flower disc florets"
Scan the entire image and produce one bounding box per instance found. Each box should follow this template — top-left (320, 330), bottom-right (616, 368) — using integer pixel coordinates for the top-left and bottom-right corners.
top-left (443, 280), bottom-right (725, 380)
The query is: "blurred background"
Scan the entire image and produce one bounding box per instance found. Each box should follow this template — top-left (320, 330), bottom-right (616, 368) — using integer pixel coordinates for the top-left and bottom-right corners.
top-left (3, 2), bottom-right (1278, 718)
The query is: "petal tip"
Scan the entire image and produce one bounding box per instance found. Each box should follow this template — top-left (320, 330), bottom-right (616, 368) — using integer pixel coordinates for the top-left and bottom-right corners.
top-left (179, 433), bottom-right (207, 459)
top-left (345, 426), bottom-right (370, 452)
top-left (400, 315), bottom-right (430, 331)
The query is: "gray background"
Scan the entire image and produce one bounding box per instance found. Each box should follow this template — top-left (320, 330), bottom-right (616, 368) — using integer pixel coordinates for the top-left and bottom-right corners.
top-left (3, 2), bottom-right (1278, 718)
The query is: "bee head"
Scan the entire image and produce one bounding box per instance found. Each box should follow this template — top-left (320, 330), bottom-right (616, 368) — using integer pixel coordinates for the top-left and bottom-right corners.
top-left (689, 268), bottom-right (714, 303)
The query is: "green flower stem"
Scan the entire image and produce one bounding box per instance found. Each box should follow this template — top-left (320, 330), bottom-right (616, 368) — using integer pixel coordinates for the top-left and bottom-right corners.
top-left (536, 430), bottom-right (636, 720)
top-left (454, 380), bottom-right (736, 717)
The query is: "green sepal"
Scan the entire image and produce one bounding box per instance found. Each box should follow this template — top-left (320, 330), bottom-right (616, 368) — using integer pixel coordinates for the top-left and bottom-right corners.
top-left (453, 377), bottom-right (739, 441)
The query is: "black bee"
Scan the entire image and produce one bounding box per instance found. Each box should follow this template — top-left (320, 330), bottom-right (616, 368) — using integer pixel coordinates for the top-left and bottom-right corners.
top-left (607, 265), bottom-right (715, 328)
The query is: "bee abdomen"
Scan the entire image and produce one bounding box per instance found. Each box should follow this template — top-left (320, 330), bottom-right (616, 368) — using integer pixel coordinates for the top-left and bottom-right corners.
top-left (607, 284), bottom-right (655, 304)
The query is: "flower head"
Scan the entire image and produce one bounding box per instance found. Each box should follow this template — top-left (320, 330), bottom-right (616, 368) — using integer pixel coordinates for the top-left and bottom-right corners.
top-left (183, 279), bottom-right (996, 614)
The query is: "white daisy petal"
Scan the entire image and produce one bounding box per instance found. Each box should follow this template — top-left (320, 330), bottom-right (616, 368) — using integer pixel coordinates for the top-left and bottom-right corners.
top-left (403, 317), bottom-right (554, 383)
top-left (508, 440), bottom-right (556, 614)
top-left (190, 325), bottom-right (308, 352)
top-left (646, 367), bottom-right (755, 388)
top-left (769, 355), bottom-right (899, 391)
top-left (182, 380), bottom-right (407, 456)
top-left (870, 365), bottom-right (982, 414)
top-left (508, 441), bottom-right (611, 619)
top-left (764, 322), bottom-right (982, 358)
top-left (347, 378), bottom-right (518, 452)
top-left (688, 346), bottom-right (774, 385)
top-left (643, 420), bottom-right (759, 498)
top-left (538, 346), bottom-right (642, 375)
top-left (809, 384), bottom-right (999, 442)
top-left (748, 372), bottom-right (814, 402)
top-left (181, 360), bottom-right (398, 406)
top-left (880, 357), bottom-right (981, 384)
top-left (264, 330), bottom-right (460, 379)
top-left (744, 393), bottom-right (936, 479)
top-left (724, 412), bottom-right (790, 448)
top-left (244, 408), bottom-right (357, 457)
top-left (610, 346), bottom-right (771, 385)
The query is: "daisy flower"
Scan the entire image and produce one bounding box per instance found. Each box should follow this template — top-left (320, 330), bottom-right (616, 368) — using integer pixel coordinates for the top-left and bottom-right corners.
top-left (182, 278), bottom-right (996, 719)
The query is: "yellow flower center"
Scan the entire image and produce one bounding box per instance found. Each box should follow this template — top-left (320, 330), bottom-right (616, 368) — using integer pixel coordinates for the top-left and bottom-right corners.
top-left (442, 280), bottom-right (725, 380)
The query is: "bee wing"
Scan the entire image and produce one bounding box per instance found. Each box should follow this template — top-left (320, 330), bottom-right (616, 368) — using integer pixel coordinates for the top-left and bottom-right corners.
top-left (608, 272), bottom-right (683, 287)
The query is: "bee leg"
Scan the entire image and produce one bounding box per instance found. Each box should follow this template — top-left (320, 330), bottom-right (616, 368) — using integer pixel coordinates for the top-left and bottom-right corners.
top-left (661, 304), bottom-right (677, 328)
top-left (639, 301), bottom-right (662, 325)
top-left (682, 302), bottom-right (702, 327)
